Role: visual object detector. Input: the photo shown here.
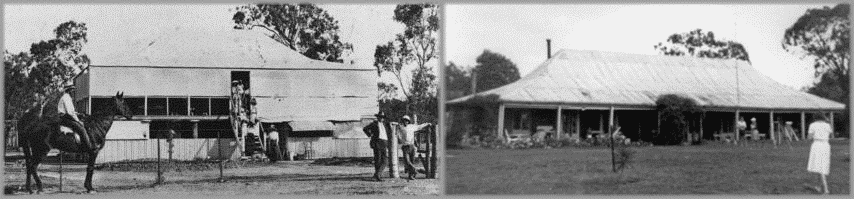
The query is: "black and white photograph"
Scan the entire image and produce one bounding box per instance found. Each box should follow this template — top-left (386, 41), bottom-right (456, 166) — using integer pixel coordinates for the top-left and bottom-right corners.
top-left (444, 4), bottom-right (849, 194)
top-left (3, 3), bottom-right (440, 195)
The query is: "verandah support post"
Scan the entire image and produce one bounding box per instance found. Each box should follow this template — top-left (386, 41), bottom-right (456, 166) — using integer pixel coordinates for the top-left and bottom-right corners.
top-left (801, 112), bottom-right (807, 140)
top-left (734, 110), bottom-right (740, 143)
top-left (497, 104), bottom-right (506, 141)
top-left (609, 106), bottom-right (616, 173)
top-left (699, 111), bottom-right (704, 143)
top-left (556, 106), bottom-right (563, 139)
top-left (770, 112), bottom-right (776, 146)
top-left (829, 112), bottom-right (835, 138)
top-left (576, 111), bottom-right (581, 140)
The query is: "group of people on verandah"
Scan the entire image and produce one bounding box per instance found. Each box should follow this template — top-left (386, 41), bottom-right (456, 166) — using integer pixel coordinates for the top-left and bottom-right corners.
top-left (363, 111), bottom-right (433, 181)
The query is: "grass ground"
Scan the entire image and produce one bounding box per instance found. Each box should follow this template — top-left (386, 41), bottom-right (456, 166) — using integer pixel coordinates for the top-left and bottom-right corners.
top-left (4, 158), bottom-right (438, 195)
top-left (446, 139), bottom-right (849, 194)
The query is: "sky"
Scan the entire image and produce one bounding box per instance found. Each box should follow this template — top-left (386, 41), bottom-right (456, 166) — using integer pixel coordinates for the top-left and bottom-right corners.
top-left (3, 4), bottom-right (429, 97)
top-left (446, 4), bottom-right (834, 90)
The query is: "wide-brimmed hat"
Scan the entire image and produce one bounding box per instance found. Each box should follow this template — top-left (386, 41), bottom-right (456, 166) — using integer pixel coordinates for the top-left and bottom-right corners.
top-left (64, 84), bottom-right (77, 91)
top-left (401, 115), bottom-right (411, 122)
top-left (374, 111), bottom-right (387, 119)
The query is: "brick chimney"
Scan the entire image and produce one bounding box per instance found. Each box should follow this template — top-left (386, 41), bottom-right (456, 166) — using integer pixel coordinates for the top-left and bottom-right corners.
top-left (547, 39), bottom-right (552, 59)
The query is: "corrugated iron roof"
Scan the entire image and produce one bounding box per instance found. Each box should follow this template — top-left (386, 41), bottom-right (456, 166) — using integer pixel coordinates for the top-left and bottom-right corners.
top-left (449, 49), bottom-right (845, 111)
top-left (87, 26), bottom-right (371, 70)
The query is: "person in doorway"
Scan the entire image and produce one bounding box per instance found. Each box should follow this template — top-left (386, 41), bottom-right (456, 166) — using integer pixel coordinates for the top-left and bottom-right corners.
top-left (807, 113), bottom-right (833, 194)
top-left (57, 84), bottom-right (96, 150)
top-left (749, 117), bottom-right (759, 140)
top-left (266, 125), bottom-right (281, 162)
top-left (363, 111), bottom-right (392, 181)
top-left (397, 115), bottom-right (432, 180)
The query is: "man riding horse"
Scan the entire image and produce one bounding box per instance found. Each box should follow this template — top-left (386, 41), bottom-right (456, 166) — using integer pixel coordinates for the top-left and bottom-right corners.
top-left (57, 83), bottom-right (97, 150)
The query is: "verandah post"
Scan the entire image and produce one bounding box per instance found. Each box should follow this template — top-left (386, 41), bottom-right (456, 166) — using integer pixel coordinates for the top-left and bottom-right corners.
top-left (497, 104), bottom-right (506, 141)
top-left (556, 106), bottom-right (563, 139)
top-left (800, 111), bottom-right (806, 140)
top-left (770, 112), bottom-right (776, 146)
top-left (734, 110), bottom-right (740, 143)
top-left (609, 106), bottom-right (615, 173)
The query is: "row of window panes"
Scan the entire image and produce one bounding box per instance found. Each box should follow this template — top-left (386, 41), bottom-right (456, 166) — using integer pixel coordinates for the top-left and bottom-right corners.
top-left (149, 120), bottom-right (233, 139)
top-left (91, 97), bottom-right (229, 116)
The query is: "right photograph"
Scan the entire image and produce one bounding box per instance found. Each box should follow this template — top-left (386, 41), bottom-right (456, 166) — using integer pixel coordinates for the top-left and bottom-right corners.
top-left (443, 4), bottom-right (850, 195)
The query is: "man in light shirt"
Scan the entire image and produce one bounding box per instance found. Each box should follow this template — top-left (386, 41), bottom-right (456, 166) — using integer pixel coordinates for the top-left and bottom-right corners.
top-left (397, 115), bottom-right (432, 180)
top-left (363, 111), bottom-right (392, 181)
top-left (57, 84), bottom-right (95, 150)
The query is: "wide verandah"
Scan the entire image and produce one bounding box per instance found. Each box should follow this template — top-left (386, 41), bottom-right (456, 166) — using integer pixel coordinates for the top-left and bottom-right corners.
top-left (495, 103), bottom-right (839, 143)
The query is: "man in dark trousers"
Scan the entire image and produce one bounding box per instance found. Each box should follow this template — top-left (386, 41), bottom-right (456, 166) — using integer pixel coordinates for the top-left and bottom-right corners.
top-left (363, 111), bottom-right (392, 181)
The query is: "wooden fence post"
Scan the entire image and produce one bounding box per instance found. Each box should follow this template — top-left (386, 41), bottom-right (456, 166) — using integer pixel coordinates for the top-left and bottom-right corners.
top-left (429, 125), bottom-right (438, 178)
top-left (388, 123), bottom-right (399, 178)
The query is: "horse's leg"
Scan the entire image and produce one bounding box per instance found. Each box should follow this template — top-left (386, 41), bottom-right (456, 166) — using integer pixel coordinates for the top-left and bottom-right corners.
top-left (24, 155), bottom-right (33, 194)
top-left (31, 150), bottom-right (48, 194)
top-left (84, 151), bottom-right (98, 193)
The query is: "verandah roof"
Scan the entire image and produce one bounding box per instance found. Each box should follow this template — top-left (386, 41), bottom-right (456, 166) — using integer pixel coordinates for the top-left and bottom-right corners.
top-left (449, 49), bottom-right (845, 112)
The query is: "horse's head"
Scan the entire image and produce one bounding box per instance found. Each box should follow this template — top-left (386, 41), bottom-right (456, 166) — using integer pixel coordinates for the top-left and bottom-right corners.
top-left (114, 92), bottom-right (133, 120)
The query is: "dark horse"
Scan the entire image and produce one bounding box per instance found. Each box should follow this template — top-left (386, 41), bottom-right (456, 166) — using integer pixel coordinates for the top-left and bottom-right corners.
top-left (18, 92), bottom-right (131, 194)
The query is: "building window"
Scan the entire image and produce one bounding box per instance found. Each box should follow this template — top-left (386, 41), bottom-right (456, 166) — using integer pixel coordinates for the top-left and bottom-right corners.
top-left (147, 98), bottom-right (167, 115)
top-left (210, 98), bottom-right (230, 115)
top-left (289, 131), bottom-right (333, 137)
top-left (149, 120), bottom-right (194, 139)
top-left (91, 97), bottom-right (113, 115)
top-left (190, 98), bottom-right (210, 116)
top-left (197, 120), bottom-right (233, 138)
top-left (125, 98), bottom-right (145, 115)
top-left (168, 98), bottom-right (188, 116)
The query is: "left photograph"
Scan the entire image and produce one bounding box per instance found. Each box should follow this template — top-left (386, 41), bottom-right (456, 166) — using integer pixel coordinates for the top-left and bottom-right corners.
top-left (3, 3), bottom-right (440, 195)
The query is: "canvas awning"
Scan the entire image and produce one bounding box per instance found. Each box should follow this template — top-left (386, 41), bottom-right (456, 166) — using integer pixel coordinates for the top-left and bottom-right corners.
top-left (289, 121), bottom-right (336, 131)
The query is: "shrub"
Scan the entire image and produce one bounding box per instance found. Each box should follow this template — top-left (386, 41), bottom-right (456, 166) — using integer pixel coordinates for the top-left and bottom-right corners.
top-left (654, 94), bottom-right (702, 145)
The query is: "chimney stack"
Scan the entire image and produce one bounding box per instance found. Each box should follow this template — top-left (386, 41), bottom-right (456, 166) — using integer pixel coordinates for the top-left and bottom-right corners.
top-left (546, 39), bottom-right (552, 59)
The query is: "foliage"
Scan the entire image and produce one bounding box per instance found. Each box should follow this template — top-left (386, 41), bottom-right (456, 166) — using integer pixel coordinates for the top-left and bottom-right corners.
top-left (615, 146), bottom-right (636, 172)
top-left (233, 3), bottom-right (353, 63)
top-left (654, 28), bottom-right (751, 63)
top-left (445, 62), bottom-right (472, 100)
top-left (783, 4), bottom-right (849, 137)
top-left (654, 94), bottom-right (702, 145)
top-left (4, 21), bottom-right (89, 120)
top-left (374, 4), bottom-right (439, 122)
top-left (473, 50), bottom-right (521, 92)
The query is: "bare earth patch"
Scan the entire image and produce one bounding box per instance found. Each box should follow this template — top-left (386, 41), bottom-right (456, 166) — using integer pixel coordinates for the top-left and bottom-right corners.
top-left (4, 159), bottom-right (438, 195)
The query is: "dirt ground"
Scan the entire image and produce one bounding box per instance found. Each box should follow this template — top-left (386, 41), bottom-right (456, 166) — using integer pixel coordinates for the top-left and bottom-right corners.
top-left (4, 159), bottom-right (439, 195)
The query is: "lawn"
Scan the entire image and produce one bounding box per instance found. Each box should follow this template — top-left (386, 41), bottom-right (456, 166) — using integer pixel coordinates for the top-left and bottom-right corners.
top-left (445, 139), bottom-right (850, 194)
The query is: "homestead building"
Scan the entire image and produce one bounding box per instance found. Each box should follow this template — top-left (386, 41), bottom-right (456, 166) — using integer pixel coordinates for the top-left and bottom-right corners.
top-left (448, 47), bottom-right (845, 143)
top-left (73, 28), bottom-right (378, 163)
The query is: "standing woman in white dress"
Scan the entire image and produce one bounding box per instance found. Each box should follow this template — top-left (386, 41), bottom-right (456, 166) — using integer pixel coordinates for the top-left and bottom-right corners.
top-left (807, 113), bottom-right (832, 194)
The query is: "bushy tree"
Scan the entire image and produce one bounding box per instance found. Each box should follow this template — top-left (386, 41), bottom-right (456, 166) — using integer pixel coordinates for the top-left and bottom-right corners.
top-left (374, 4), bottom-right (439, 122)
top-left (654, 94), bottom-right (702, 145)
top-left (473, 50), bottom-right (520, 92)
top-left (445, 62), bottom-right (472, 100)
top-left (783, 4), bottom-right (849, 137)
top-left (654, 29), bottom-right (751, 63)
top-left (5, 21), bottom-right (89, 120)
top-left (233, 3), bottom-right (354, 63)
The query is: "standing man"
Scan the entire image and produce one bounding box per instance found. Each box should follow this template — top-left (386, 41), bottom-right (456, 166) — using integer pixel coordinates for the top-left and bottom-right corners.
top-left (397, 115), bottom-right (432, 180)
top-left (57, 84), bottom-right (95, 150)
top-left (363, 111), bottom-right (392, 181)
